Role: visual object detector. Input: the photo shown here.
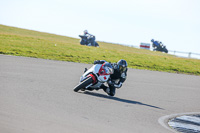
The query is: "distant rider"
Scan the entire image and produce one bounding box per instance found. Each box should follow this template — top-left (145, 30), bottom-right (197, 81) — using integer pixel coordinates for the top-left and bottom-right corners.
top-left (81, 30), bottom-right (96, 46)
top-left (94, 59), bottom-right (128, 96)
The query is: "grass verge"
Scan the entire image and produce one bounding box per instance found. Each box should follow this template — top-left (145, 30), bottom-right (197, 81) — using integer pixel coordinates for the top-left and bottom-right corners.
top-left (0, 24), bottom-right (200, 75)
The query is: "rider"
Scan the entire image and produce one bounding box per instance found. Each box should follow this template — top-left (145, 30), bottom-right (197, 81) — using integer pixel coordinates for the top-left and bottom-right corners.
top-left (159, 42), bottom-right (163, 46)
top-left (82, 30), bottom-right (96, 46)
top-left (151, 39), bottom-right (160, 48)
top-left (94, 59), bottom-right (128, 96)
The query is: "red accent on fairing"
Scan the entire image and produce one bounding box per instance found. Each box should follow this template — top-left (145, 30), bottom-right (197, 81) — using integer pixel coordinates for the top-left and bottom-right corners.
top-left (98, 63), bottom-right (110, 76)
top-left (104, 76), bottom-right (107, 80)
top-left (88, 74), bottom-right (97, 84)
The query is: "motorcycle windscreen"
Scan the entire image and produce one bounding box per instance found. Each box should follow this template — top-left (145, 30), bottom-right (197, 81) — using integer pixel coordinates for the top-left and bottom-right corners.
top-left (98, 62), bottom-right (114, 75)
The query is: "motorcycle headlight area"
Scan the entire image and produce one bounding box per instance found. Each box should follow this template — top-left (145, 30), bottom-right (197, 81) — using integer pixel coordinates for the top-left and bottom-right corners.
top-left (103, 63), bottom-right (114, 74)
top-left (104, 66), bottom-right (114, 74)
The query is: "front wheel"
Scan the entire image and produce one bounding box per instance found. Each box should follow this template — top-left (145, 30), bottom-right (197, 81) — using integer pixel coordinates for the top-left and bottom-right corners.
top-left (95, 42), bottom-right (99, 47)
top-left (73, 77), bottom-right (93, 92)
top-left (164, 49), bottom-right (168, 53)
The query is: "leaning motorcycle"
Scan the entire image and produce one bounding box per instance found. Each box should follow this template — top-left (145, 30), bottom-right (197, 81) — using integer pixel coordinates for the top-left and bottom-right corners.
top-left (79, 35), bottom-right (99, 47)
top-left (73, 62), bottom-right (113, 92)
top-left (152, 44), bottom-right (168, 53)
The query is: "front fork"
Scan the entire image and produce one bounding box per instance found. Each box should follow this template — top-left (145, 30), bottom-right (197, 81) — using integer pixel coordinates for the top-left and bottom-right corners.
top-left (85, 83), bottom-right (93, 89)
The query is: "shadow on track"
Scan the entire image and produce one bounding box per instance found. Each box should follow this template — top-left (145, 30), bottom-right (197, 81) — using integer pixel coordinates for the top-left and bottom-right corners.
top-left (82, 91), bottom-right (164, 110)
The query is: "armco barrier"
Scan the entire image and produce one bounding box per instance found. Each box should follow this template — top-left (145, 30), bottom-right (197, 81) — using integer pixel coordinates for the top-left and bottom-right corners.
top-left (168, 50), bottom-right (200, 59)
top-left (123, 44), bottom-right (200, 59)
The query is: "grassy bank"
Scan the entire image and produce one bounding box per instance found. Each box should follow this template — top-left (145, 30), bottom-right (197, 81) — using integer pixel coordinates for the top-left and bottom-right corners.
top-left (0, 24), bottom-right (200, 75)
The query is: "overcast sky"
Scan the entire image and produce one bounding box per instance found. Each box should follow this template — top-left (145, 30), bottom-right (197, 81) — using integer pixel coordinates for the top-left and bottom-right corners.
top-left (1, 0), bottom-right (200, 56)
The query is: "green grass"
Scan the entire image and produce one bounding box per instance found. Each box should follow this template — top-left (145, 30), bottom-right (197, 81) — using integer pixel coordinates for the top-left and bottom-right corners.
top-left (0, 24), bottom-right (200, 75)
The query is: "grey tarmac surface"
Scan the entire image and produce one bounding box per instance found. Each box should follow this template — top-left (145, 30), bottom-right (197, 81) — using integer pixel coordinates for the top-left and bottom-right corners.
top-left (0, 54), bottom-right (200, 133)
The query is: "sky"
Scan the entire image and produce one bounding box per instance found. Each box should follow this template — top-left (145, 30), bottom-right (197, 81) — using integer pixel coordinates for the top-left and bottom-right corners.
top-left (0, 0), bottom-right (200, 57)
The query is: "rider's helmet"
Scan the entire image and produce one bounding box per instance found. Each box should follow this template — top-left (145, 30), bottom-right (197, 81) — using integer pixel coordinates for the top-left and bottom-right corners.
top-left (117, 59), bottom-right (127, 73)
top-left (84, 30), bottom-right (88, 35)
top-left (151, 39), bottom-right (154, 42)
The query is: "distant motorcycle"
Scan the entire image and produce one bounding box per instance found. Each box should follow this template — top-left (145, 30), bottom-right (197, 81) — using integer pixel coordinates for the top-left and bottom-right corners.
top-left (79, 35), bottom-right (99, 47)
top-left (152, 43), bottom-right (168, 53)
top-left (73, 62), bottom-right (113, 92)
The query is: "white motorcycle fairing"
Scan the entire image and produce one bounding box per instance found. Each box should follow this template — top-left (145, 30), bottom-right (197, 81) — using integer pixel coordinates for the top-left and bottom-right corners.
top-left (73, 62), bottom-right (113, 92)
top-left (80, 64), bottom-right (110, 89)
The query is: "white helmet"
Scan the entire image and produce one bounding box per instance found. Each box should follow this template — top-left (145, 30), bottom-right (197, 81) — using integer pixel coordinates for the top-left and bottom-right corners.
top-left (84, 30), bottom-right (88, 34)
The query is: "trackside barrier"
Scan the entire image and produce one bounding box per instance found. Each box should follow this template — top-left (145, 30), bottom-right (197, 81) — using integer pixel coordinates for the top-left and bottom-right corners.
top-left (168, 50), bottom-right (200, 59)
top-left (123, 44), bottom-right (200, 59)
top-left (99, 42), bottom-right (200, 59)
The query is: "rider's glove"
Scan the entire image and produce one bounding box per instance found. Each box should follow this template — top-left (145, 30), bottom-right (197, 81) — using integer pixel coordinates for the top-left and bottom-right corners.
top-left (114, 82), bottom-right (122, 88)
top-left (87, 36), bottom-right (92, 40)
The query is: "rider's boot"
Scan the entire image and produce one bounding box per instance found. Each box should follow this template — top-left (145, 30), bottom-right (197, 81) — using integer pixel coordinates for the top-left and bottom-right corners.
top-left (103, 87), bottom-right (110, 94)
top-left (100, 84), bottom-right (110, 95)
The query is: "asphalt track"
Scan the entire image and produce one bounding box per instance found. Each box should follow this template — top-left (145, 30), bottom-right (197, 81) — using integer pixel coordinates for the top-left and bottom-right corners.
top-left (0, 54), bottom-right (200, 133)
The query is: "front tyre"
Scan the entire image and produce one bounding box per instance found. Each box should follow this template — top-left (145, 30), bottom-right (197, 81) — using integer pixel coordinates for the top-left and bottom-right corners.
top-left (163, 48), bottom-right (168, 53)
top-left (73, 77), bottom-right (93, 92)
top-left (95, 42), bottom-right (99, 47)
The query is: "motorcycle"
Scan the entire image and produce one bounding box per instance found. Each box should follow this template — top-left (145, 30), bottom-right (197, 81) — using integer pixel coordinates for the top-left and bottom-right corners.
top-left (73, 62), bottom-right (113, 92)
top-left (152, 43), bottom-right (168, 53)
top-left (79, 35), bottom-right (99, 47)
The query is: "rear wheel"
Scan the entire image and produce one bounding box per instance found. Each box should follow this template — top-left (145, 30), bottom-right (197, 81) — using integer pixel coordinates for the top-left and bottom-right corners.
top-left (73, 77), bottom-right (93, 92)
